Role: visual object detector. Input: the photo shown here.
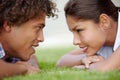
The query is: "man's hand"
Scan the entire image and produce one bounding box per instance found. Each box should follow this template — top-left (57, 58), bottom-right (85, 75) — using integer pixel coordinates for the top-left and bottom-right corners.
top-left (16, 61), bottom-right (40, 74)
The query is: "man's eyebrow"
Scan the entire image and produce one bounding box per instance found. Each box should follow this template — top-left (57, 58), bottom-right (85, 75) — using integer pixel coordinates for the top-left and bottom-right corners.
top-left (37, 23), bottom-right (45, 28)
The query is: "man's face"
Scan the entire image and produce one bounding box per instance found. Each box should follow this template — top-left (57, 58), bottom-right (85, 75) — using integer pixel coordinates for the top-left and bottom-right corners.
top-left (3, 14), bottom-right (46, 61)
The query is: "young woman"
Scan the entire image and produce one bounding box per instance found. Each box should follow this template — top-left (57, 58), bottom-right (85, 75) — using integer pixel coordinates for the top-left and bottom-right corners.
top-left (57, 0), bottom-right (120, 71)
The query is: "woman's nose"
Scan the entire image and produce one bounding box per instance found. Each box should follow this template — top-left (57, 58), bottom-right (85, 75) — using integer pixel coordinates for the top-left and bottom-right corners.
top-left (73, 33), bottom-right (81, 45)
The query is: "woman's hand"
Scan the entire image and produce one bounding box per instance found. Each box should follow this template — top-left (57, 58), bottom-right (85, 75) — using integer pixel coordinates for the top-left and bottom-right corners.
top-left (73, 55), bottom-right (104, 69)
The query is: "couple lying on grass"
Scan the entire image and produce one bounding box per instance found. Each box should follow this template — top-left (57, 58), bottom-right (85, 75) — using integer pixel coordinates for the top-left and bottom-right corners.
top-left (0, 0), bottom-right (120, 79)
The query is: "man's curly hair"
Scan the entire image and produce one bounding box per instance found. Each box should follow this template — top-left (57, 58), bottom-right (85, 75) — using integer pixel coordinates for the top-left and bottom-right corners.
top-left (0, 0), bottom-right (57, 28)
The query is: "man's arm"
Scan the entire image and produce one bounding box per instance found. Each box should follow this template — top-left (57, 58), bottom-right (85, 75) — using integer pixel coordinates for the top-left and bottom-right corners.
top-left (16, 54), bottom-right (40, 74)
top-left (0, 54), bottom-right (40, 78)
top-left (27, 54), bottom-right (40, 68)
top-left (0, 60), bottom-right (27, 78)
top-left (89, 46), bottom-right (120, 71)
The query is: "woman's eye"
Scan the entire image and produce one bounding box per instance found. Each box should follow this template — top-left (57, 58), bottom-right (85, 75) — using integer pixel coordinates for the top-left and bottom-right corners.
top-left (76, 29), bottom-right (83, 33)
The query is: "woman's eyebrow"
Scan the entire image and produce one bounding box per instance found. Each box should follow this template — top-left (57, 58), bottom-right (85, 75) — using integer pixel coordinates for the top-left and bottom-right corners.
top-left (69, 25), bottom-right (78, 31)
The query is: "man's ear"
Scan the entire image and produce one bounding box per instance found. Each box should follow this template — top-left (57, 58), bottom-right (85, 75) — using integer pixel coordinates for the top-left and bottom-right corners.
top-left (3, 21), bottom-right (11, 32)
top-left (99, 14), bottom-right (111, 30)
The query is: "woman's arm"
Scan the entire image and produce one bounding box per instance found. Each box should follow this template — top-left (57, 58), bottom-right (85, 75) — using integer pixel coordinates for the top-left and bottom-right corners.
top-left (56, 48), bottom-right (87, 67)
top-left (89, 46), bottom-right (120, 71)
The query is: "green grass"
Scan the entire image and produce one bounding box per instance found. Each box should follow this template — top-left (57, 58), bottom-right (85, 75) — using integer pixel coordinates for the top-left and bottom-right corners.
top-left (4, 46), bottom-right (120, 80)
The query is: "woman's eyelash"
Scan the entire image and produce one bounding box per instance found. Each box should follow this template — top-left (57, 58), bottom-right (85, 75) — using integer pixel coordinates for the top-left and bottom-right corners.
top-left (76, 29), bottom-right (83, 32)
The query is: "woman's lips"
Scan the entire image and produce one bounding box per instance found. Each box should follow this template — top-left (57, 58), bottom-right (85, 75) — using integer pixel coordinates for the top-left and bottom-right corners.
top-left (80, 47), bottom-right (88, 53)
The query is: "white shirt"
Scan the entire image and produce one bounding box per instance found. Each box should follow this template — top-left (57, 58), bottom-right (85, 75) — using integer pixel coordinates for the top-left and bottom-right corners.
top-left (97, 11), bottom-right (120, 59)
top-left (113, 10), bottom-right (120, 51)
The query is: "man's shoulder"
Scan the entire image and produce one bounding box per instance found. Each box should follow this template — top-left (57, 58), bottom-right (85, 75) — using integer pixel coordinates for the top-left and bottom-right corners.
top-left (0, 43), bottom-right (5, 59)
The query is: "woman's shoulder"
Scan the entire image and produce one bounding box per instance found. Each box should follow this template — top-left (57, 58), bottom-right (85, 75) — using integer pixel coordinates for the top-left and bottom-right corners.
top-left (97, 46), bottom-right (113, 59)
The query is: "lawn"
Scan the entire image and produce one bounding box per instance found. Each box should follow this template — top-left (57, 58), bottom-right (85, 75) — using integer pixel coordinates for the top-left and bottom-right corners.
top-left (4, 46), bottom-right (120, 80)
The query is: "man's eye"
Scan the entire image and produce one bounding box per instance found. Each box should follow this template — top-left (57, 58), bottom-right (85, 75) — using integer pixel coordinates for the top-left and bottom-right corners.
top-left (37, 26), bottom-right (42, 30)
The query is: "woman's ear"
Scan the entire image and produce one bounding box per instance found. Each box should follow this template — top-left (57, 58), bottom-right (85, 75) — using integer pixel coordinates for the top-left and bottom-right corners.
top-left (99, 14), bottom-right (111, 30)
top-left (3, 21), bottom-right (11, 32)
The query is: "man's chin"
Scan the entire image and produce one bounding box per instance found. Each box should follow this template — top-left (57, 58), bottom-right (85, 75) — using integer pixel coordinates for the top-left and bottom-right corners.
top-left (24, 57), bottom-right (34, 61)
top-left (18, 50), bottom-right (35, 61)
top-left (19, 56), bottom-right (31, 61)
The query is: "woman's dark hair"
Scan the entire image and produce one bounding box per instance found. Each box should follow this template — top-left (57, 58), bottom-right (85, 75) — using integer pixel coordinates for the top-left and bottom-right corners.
top-left (0, 0), bottom-right (57, 28)
top-left (64, 0), bottom-right (120, 23)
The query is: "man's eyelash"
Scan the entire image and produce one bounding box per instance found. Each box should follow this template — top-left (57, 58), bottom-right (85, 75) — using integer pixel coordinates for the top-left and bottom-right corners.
top-left (38, 26), bottom-right (42, 29)
top-left (37, 26), bottom-right (43, 30)
top-left (36, 24), bottom-right (45, 29)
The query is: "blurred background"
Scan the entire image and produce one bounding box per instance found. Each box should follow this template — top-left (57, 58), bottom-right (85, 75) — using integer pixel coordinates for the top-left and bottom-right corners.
top-left (39, 0), bottom-right (120, 48)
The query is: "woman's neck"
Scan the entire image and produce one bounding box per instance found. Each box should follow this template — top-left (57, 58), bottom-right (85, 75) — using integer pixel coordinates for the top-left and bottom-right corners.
top-left (105, 21), bottom-right (118, 46)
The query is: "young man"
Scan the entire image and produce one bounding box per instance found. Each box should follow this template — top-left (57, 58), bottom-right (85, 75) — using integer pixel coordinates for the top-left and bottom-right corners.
top-left (0, 0), bottom-right (57, 78)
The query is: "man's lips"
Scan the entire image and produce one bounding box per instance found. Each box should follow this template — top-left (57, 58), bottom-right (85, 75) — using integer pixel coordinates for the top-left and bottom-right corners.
top-left (32, 44), bottom-right (39, 47)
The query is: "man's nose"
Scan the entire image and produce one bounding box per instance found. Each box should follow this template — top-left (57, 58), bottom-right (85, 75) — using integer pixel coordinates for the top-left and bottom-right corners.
top-left (37, 30), bottom-right (44, 42)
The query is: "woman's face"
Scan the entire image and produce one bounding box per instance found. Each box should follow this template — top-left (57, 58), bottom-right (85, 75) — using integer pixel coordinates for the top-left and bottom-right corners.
top-left (2, 14), bottom-right (46, 61)
top-left (66, 15), bottom-right (107, 56)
